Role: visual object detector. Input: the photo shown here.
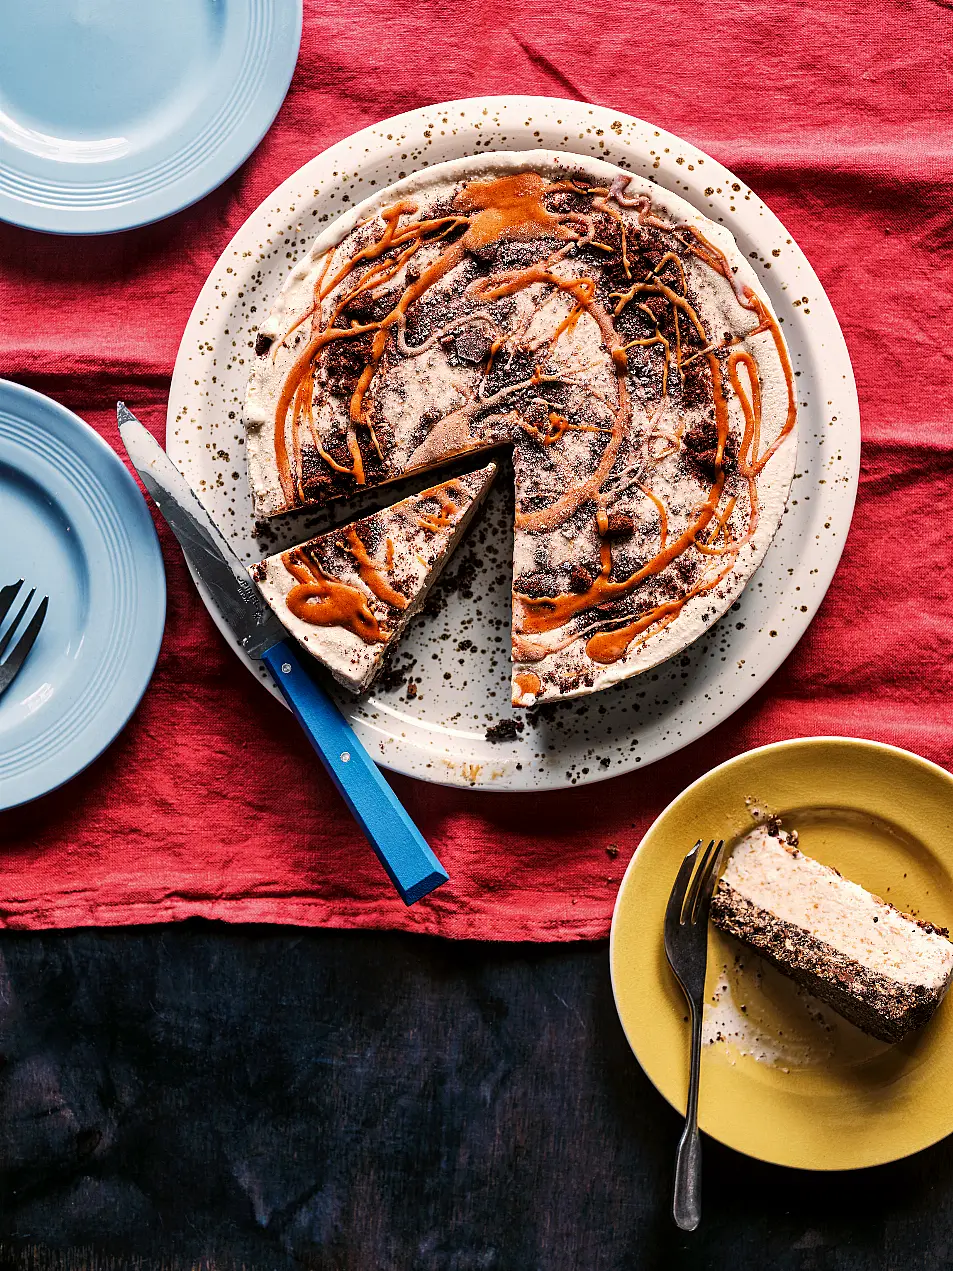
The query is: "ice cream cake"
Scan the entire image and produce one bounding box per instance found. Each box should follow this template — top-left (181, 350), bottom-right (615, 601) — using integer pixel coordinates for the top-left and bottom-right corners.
top-left (246, 151), bottom-right (798, 705)
top-left (251, 464), bottom-right (496, 692)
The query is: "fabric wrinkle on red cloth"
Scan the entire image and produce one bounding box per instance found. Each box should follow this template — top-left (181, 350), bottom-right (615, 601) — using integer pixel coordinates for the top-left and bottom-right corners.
top-left (2, 0), bottom-right (952, 939)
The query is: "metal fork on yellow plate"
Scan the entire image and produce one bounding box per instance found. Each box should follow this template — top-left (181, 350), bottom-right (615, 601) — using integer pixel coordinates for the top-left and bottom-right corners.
top-left (663, 838), bottom-right (724, 1232)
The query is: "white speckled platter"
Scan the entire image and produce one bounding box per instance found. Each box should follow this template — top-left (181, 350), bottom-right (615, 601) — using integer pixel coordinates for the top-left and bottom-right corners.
top-left (166, 95), bottom-right (859, 792)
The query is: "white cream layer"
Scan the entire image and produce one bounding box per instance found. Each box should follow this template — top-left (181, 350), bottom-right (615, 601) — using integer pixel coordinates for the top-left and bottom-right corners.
top-left (721, 827), bottom-right (953, 990)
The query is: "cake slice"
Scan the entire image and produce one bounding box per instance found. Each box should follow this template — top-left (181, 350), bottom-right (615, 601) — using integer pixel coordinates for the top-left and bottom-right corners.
top-left (251, 464), bottom-right (496, 692)
top-left (711, 825), bottom-right (953, 1043)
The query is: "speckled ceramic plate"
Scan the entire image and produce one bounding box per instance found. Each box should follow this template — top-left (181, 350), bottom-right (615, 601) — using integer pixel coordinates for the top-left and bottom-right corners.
top-left (166, 95), bottom-right (859, 792)
top-left (610, 738), bottom-right (953, 1170)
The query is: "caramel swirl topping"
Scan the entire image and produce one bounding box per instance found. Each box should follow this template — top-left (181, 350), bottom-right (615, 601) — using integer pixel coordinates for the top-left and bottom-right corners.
top-left (282, 548), bottom-right (388, 645)
top-left (269, 165), bottom-right (797, 678)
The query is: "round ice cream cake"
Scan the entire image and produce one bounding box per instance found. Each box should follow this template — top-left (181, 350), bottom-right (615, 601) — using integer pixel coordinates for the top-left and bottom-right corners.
top-left (245, 151), bottom-right (798, 705)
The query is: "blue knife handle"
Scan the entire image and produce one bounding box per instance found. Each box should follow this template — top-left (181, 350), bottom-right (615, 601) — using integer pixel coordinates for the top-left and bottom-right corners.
top-left (261, 638), bottom-right (448, 906)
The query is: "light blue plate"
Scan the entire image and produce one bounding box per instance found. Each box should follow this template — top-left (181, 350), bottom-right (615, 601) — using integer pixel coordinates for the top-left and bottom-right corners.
top-left (0, 0), bottom-right (302, 235)
top-left (0, 381), bottom-right (166, 808)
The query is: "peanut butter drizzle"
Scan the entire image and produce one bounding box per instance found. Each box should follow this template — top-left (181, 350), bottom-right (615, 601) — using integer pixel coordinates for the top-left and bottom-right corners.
top-left (544, 412), bottom-right (571, 446)
top-left (282, 549), bottom-right (387, 644)
top-left (418, 483), bottom-right (461, 533)
top-left (539, 412), bottom-right (610, 447)
top-left (683, 226), bottom-right (797, 467)
top-left (638, 483), bottom-right (668, 549)
top-left (547, 277), bottom-right (596, 353)
top-left (274, 322), bottom-right (379, 502)
top-left (517, 473), bottom-right (725, 637)
top-left (586, 608), bottom-right (677, 664)
top-left (586, 551), bottom-right (738, 664)
top-left (452, 173), bottom-right (563, 250)
top-left (325, 199), bottom-right (420, 294)
top-left (551, 302), bottom-right (585, 346)
top-left (514, 671), bottom-right (541, 698)
top-left (341, 527), bottom-right (408, 611)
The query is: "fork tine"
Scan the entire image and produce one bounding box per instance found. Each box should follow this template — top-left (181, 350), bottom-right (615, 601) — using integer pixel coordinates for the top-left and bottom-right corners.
top-left (0, 586), bottom-right (35, 660)
top-left (688, 839), bottom-right (724, 923)
top-left (665, 840), bottom-right (703, 927)
top-left (0, 596), bottom-right (47, 692)
top-left (0, 580), bottom-right (23, 628)
top-left (694, 840), bottom-right (726, 922)
top-left (683, 840), bottom-right (716, 923)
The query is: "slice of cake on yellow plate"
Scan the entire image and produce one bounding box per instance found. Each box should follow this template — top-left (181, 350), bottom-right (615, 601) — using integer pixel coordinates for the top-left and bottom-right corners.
top-left (711, 823), bottom-right (953, 1042)
top-left (251, 464), bottom-right (496, 692)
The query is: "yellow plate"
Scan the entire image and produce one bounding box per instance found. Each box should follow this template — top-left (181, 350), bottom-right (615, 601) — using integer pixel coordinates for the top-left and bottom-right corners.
top-left (609, 737), bottom-right (953, 1170)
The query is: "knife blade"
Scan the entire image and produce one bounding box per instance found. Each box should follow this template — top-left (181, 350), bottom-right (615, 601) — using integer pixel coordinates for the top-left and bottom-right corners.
top-left (117, 402), bottom-right (285, 659)
top-left (117, 403), bottom-right (449, 906)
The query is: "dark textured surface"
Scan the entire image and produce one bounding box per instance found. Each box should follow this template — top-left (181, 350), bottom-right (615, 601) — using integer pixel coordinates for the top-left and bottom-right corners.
top-left (0, 926), bottom-right (951, 1268)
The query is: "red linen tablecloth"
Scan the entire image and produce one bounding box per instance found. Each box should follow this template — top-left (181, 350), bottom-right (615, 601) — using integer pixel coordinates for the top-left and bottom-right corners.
top-left (2, 0), bottom-right (951, 939)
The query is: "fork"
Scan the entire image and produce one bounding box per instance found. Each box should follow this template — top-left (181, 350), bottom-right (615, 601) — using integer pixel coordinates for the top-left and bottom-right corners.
top-left (663, 837), bottom-right (725, 1232)
top-left (0, 581), bottom-right (49, 698)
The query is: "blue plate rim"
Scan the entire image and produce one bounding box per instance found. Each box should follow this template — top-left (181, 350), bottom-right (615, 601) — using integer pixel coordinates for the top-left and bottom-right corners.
top-left (0, 0), bottom-right (302, 236)
top-left (0, 380), bottom-right (166, 809)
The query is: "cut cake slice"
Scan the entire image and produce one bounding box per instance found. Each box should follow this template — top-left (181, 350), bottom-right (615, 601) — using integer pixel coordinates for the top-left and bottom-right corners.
top-left (251, 464), bottom-right (496, 692)
top-left (710, 825), bottom-right (953, 1043)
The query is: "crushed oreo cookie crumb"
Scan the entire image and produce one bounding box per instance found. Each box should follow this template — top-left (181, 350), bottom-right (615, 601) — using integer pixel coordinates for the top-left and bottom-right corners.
top-left (485, 719), bottom-right (525, 743)
top-left (605, 512), bottom-right (634, 538)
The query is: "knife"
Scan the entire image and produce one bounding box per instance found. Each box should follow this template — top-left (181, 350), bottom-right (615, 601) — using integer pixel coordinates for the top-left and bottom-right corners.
top-left (117, 403), bottom-right (448, 906)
